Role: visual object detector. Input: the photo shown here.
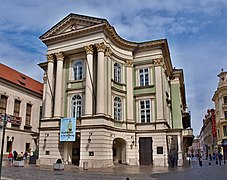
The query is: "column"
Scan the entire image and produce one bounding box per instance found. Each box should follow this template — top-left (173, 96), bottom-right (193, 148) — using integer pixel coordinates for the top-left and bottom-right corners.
top-left (154, 58), bottom-right (165, 121)
top-left (54, 52), bottom-right (64, 118)
top-left (42, 72), bottom-right (47, 118)
top-left (96, 42), bottom-right (106, 114)
top-left (84, 45), bottom-right (94, 115)
top-left (106, 48), bottom-right (112, 116)
top-left (177, 134), bottom-right (183, 166)
top-left (44, 54), bottom-right (55, 118)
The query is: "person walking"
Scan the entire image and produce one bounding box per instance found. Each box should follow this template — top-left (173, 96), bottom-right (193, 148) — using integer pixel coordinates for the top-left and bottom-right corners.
top-left (218, 153), bottom-right (223, 166)
top-left (198, 155), bottom-right (202, 166)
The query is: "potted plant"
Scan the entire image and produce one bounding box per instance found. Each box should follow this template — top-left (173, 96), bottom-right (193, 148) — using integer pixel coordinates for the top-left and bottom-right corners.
top-left (13, 156), bottom-right (24, 167)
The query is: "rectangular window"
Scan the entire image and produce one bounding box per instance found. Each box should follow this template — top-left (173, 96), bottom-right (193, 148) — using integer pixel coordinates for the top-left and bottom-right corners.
top-left (225, 111), bottom-right (227, 119)
top-left (223, 126), bottom-right (227, 136)
top-left (0, 95), bottom-right (7, 114)
top-left (224, 96), bottom-right (227, 104)
top-left (139, 68), bottom-right (149, 86)
top-left (25, 104), bottom-right (32, 126)
top-left (14, 100), bottom-right (21, 117)
top-left (140, 100), bottom-right (151, 123)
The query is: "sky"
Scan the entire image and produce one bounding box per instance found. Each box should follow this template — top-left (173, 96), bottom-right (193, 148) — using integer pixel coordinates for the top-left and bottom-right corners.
top-left (1, 0), bottom-right (227, 135)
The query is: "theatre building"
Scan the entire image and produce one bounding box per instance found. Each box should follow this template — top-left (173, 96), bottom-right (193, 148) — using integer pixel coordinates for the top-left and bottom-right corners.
top-left (38, 13), bottom-right (193, 168)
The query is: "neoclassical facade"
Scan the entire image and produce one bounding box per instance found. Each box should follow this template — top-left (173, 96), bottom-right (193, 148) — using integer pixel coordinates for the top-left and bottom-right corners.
top-left (212, 70), bottom-right (227, 159)
top-left (38, 13), bottom-right (193, 168)
top-left (0, 63), bottom-right (43, 156)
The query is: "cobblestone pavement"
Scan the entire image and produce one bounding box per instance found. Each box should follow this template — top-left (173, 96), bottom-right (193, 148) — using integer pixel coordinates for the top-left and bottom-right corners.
top-left (1, 159), bottom-right (227, 180)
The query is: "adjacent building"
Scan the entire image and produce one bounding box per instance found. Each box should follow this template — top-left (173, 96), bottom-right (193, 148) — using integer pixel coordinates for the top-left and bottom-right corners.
top-left (38, 13), bottom-right (193, 168)
top-left (212, 70), bottom-right (227, 159)
top-left (0, 63), bottom-right (43, 156)
top-left (199, 109), bottom-right (217, 159)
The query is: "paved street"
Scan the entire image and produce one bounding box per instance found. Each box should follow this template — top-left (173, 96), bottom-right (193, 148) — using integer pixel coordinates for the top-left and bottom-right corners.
top-left (1, 159), bottom-right (227, 180)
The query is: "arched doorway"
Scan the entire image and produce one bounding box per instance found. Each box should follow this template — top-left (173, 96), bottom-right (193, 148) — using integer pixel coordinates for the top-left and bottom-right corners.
top-left (113, 138), bottom-right (126, 164)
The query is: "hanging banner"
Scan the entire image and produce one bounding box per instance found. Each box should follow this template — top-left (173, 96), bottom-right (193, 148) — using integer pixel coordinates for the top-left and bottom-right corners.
top-left (60, 118), bottom-right (76, 141)
top-left (211, 109), bottom-right (216, 138)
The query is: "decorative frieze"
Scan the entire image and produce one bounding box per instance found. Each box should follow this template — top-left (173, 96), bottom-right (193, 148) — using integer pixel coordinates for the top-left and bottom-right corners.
top-left (84, 45), bottom-right (94, 55)
top-left (55, 52), bottom-right (64, 61)
top-left (96, 42), bottom-right (106, 53)
top-left (46, 54), bottom-right (55, 63)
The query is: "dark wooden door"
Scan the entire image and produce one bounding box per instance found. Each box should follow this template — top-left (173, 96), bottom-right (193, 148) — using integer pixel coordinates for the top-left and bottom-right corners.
top-left (139, 137), bottom-right (153, 165)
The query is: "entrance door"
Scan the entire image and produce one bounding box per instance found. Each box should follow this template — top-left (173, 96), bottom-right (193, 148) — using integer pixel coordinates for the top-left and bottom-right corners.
top-left (139, 137), bottom-right (153, 165)
top-left (72, 134), bottom-right (80, 165)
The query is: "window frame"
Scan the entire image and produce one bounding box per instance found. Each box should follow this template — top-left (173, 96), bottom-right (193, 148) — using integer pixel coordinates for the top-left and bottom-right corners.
top-left (71, 94), bottom-right (82, 118)
top-left (114, 96), bottom-right (122, 121)
top-left (223, 125), bottom-right (227, 136)
top-left (73, 60), bottom-right (84, 81)
top-left (25, 103), bottom-right (32, 127)
top-left (114, 62), bottom-right (122, 83)
top-left (0, 95), bottom-right (7, 114)
top-left (13, 99), bottom-right (21, 117)
top-left (224, 111), bottom-right (227, 119)
top-left (139, 99), bottom-right (151, 123)
top-left (224, 96), bottom-right (227, 104)
top-left (139, 68), bottom-right (149, 86)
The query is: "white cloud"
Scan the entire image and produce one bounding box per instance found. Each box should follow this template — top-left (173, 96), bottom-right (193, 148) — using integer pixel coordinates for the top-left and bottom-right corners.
top-left (1, 0), bottom-right (227, 135)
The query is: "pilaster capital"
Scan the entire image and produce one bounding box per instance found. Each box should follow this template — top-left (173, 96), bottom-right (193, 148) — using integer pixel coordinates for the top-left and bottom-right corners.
top-left (105, 47), bottom-right (113, 57)
top-left (55, 52), bottom-right (64, 61)
top-left (84, 45), bottom-right (94, 55)
top-left (126, 59), bottom-right (133, 67)
top-left (96, 42), bottom-right (106, 53)
top-left (46, 54), bottom-right (55, 63)
top-left (153, 58), bottom-right (164, 67)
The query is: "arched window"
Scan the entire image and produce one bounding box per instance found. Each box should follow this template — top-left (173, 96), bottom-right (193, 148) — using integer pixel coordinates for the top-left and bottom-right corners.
top-left (114, 63), bottom-right (121, 83)
top-left (71, 95), bottom-right (82, 118)
top-left (73, 61), bottom-right (83, 80)
top-left (114, 96), bottom-right (122, 121)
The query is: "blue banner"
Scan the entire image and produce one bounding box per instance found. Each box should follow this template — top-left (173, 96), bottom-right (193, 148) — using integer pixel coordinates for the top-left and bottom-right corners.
top-left (60, 118), bottom-right (76, 141)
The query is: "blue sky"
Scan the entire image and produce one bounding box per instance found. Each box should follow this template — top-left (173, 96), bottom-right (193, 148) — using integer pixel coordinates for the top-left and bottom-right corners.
top-left (1, 0), bottom-right (227, 135)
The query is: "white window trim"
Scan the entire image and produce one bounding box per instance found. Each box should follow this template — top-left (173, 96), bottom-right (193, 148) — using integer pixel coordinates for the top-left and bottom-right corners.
top-left (71, 94), bottom-right (82, 118)
top-left (139, 99), bottom-right (151, 123)
top-left (114, 62), bottom-right (122, 83)
top-left (114, 96), bottom-right (122, 121)
top-left (138, 67), bottom-right (150, 86)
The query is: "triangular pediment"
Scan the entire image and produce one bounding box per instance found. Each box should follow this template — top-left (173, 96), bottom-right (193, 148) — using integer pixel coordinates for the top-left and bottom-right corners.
top-left (40, 13), bottom-right (107, 40)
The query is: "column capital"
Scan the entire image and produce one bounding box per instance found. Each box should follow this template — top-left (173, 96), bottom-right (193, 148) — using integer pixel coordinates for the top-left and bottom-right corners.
top-left (126, 59), bottom-right (133, 67)
top-left (84, 45), bottom-right (94, 55)
top-left (153, 58), bottom-right (164, 67)
top-left (96, 42), bottom-right (106, 53)
top-left (105, 47), bottom-right (113, 57)
top-left (46, 54), bottom-right (55, 63)
top-left (55, 52), bottom-right (64, 61)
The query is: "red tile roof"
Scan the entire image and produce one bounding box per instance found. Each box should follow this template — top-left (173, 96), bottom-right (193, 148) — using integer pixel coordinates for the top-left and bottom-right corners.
top-left (0, 63), bottom-right (43, 95)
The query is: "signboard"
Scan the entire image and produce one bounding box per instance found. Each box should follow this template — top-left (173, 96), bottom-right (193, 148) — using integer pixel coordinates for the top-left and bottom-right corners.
top-left (8, 115), bottom-right (22, 126)
top-left (211, 109), bottom-right (217, 138)
top-left (60, 118), bottom-right (76, 141)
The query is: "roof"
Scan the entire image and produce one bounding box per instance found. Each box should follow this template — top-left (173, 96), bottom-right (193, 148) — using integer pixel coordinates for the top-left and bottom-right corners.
top-left (0, 63), bottom-right (43, 95)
